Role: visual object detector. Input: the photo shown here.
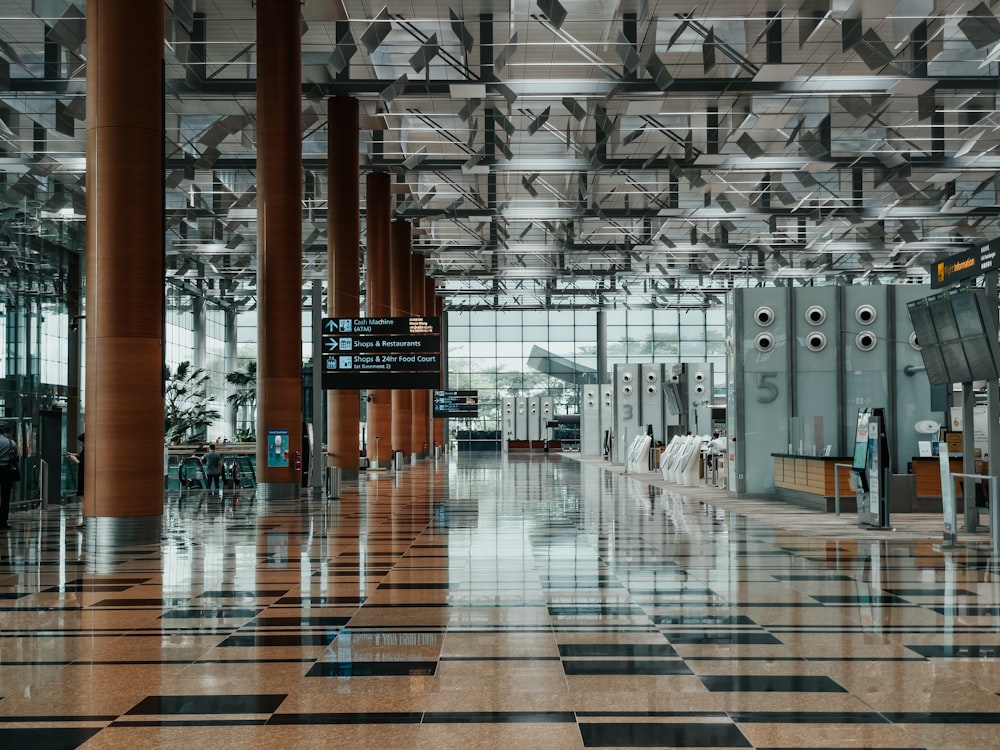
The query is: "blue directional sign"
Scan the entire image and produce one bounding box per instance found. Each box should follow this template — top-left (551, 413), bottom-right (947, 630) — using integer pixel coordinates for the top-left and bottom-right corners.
top-left (321, 316), bottom-right (442, 389)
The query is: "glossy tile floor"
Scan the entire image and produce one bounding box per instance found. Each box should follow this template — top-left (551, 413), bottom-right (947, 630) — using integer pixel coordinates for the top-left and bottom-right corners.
top-left (2, 453), bottom-right (1000, 749)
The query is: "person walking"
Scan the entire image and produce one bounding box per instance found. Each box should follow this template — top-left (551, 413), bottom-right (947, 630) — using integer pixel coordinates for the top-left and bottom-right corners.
top-left (202, 444), bottom-right (223, 491)
top-left (0, 424), bottom-right (20, 531)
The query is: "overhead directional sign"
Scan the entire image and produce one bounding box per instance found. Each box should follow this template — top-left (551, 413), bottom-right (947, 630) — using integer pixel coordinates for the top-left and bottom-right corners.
top-left (931, 242), bottom-right (997, 288)
top-left (321, 316), bottom-right (442, 389)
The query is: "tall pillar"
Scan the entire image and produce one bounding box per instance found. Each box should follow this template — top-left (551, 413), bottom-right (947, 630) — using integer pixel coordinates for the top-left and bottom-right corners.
top-left (366, 172), bottom-right (392, 467)
top-left (390, 220), bottom-right (412, 459)
top-left (433, 291), bottom-right (446, 452)
top-left (410, 251), bottom-right (428, 458)
top-left (83, 0), bottom-right (164, 544)
top-left (327, 96), bottom-right (361, 475)
top-left (255, 0), bottom-right (302, 497)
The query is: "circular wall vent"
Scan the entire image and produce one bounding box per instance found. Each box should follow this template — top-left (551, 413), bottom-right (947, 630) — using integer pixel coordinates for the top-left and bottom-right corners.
top-left (754, 332), bottom-right (775, 352)
top-left (804, 305), bottom-right (826, 326)
top-left (622, 385), bottom-right (633, 396)
top-left (646, 385), bottom-right (657, 396)
top-left (645, 370), bottom-right (658, 383)
top-left (754, 306), bottom-right (775, 327)
top-left (694, 370), bottom-right (706, 382)
top-left (909, 331), bottom-right (921, 350)
top-left (621, 371), bottom-right (633, 383)
top-left (806, 331), bottom-right (827, 352)
top-left (855, 304), bottom-right (877, 325)
top-left (856, 331), bottom-right (877, 351)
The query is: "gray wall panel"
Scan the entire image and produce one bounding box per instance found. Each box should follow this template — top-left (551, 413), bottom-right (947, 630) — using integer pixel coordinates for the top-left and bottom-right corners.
top-left (843, 287), bottom-right (890, 467)
top-left (739, 289), bottom-right (790, 494)
top-left (640, 364), bottom-right (666, 444)
top-left (613, 363), bottom-right (643, 464)
top-left (580, 385), bottom-right (602, 456)
top-left (793, 286), bottom-right (839, 455)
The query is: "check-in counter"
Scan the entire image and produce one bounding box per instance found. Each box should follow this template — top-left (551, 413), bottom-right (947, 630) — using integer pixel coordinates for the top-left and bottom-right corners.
top-left (911, 457), bottom-right (988, 510)
top-left (772, 454), bottom-right (856, 512)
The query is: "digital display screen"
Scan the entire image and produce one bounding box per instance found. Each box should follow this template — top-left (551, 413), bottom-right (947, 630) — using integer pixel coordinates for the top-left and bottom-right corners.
top-left (432, 390), bottom-right (479, 418)
top-left (907, 289), bottom-right (1000, 386)
top-left (906, 299), bottom-right (937, 346)
top-left (928, 295), bottom-right (959, 341)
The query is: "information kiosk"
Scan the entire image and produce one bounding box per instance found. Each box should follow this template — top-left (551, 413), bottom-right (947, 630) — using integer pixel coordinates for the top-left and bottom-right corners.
top-left (852, 407), bottom-right (891, 529)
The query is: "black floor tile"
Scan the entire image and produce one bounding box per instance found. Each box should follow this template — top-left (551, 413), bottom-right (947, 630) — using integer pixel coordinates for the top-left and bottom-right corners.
top-left (126, 694), bottom-right (287, 715)
top-left (559, 643), bottom-right (677, 658)
top-left (563, 660), bottom-right (692, 676)
top-left (0, 728), bottom-right (103, 750)
top-left (305, 660), bottom-right (437, 677)
top-left (580, 721), bottom-right (751, 747)
top-left (159, 608), bottom-right (261, 619)
top-left (423, 711), bottom-right (577, 723)
top-left (218, 634), bottom-right (337, 647)
top-left (700, 675), bottom-right (847, 693)
top-left (881, 711), bottom-right (1000, 723)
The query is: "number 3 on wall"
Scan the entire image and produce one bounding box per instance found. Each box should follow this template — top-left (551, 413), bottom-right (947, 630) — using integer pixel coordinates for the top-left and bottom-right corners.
top-left (756, 372), bottom-right (778, 403)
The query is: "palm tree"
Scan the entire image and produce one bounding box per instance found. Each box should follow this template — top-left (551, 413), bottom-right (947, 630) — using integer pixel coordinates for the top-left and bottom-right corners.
top-left (226, 360), bottom-right (257, 440)
top-left (164, 361), bottom-right (222, 444)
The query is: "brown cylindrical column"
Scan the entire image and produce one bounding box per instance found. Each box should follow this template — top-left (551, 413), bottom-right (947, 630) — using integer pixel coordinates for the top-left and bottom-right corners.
top-left (255, 0), bottom-right (302, 495)
top-left (390, 220), bottom-right (412, 459)
top-left (327, 96), bottom-right (361, 474)
top-left (366, 172), bottom-right (392, 467)
top-left (410, 251), bottom-right (428, 458)
top-left (83, 0), bottom-right (164, 543)
top-left (432, 289), bottom-right (446, 452)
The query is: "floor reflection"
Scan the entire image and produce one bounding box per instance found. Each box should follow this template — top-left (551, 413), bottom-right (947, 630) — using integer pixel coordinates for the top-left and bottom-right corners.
top-left (1, 453), bottom-right (999, 749)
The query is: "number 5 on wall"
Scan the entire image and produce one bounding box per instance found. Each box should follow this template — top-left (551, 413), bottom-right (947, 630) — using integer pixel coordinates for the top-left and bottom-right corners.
top-left (756, 372), bottom-right (778, 403)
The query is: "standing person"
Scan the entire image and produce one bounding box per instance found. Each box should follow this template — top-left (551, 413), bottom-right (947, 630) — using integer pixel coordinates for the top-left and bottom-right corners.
top-left (0, 424), bottom-right (20, 531)
top-left (202, 444), bottom-right (223, 491)
top-left (68, 433), bottom-right (85, 498)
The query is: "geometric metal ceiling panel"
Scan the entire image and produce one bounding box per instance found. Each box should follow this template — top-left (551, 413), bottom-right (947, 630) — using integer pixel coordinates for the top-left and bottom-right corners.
top-left (2, 1), bottom-right (1000, 309)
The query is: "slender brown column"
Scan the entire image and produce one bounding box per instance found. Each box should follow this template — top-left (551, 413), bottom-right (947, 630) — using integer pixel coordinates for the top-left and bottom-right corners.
top-left (255, 0), bottom-right (302, 495)
top-left (433, 289), bottom-right (446, 452)
top-left (410, 251), bottom-right (428, 458)
top-left (390, 220), bottom-right (412, 459)
top-left (83, 0), bottom-right (164, 543)
top-left (366, 172), bottom-right (392, 467)
top-left (327, 96), bottom-right (361, 474)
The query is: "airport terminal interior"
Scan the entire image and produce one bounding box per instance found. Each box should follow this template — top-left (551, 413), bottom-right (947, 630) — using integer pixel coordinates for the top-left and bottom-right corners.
top-left (4, 1), bottom-right (1000, 748)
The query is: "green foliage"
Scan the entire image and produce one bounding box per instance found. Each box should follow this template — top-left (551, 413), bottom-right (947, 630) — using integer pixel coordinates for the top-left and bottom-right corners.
top-left (164, 361), bottom-right (221, 444)
top-left (226, 360), bottom-right (257, 440)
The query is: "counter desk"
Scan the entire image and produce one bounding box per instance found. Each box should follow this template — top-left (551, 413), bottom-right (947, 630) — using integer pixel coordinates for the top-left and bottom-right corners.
top-left (772, 453), bottom-right (856, 512)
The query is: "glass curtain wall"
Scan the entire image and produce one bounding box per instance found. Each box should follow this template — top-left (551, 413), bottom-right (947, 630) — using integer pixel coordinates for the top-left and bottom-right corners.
top-left (447, 306), bottom-right (728, 435)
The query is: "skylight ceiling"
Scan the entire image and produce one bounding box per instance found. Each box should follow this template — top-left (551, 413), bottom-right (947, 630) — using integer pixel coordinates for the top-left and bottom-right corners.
top-left (2, 0), bottom-right (1000, 309)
